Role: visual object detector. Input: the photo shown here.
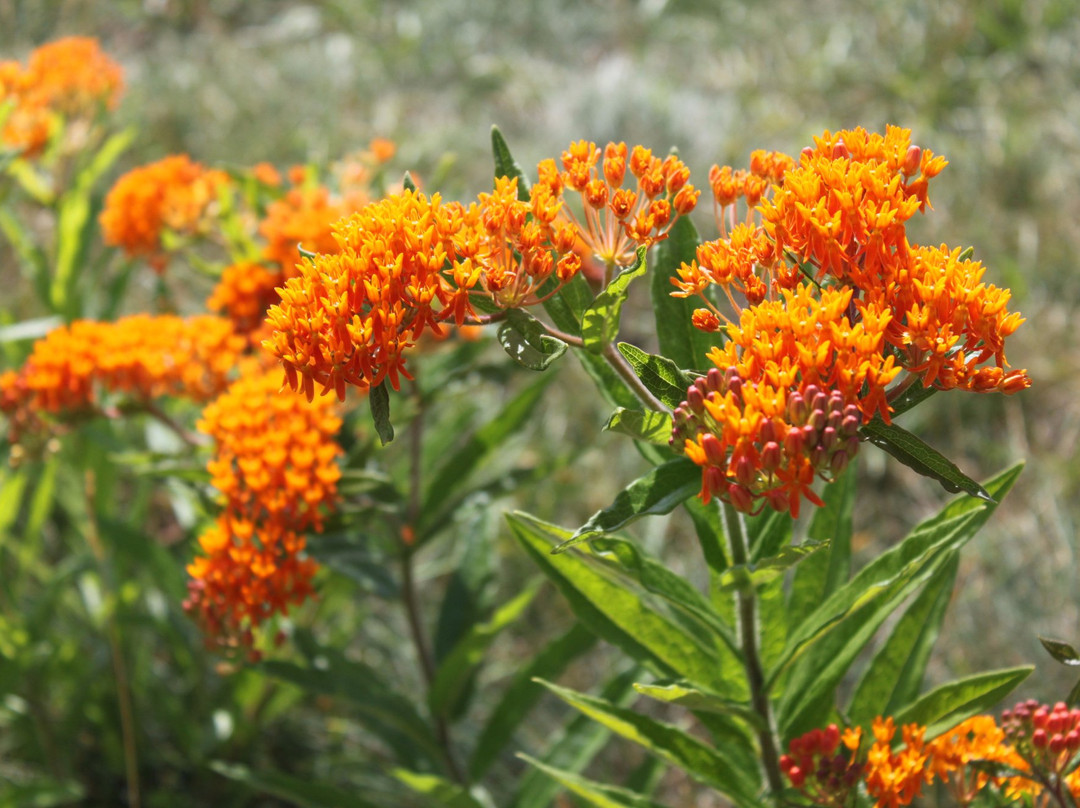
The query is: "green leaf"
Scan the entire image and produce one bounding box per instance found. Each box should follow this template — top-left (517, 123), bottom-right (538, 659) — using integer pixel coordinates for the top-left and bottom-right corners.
top-left (497, 308), bottom-right (568, 370)
top-left (633, 681), bottom-right (764, 731)
top-left (893, 667), bottom-right (1034, 739)
top-left (860, 418), bottom-right (993, 502)
top-left (537, 679), bottom-right (764, 808)
top-left (420, 375), bottom-right (550, 535)
top-left (889, 381), bottom-right (938, 417)
top-left (0, 209), bottom-right (49, 307)
top-left (1040, 637), bottom-right (1080, 667)
top-left (403, 171), bottom-right (419, 193)
top-left (718, 541), bottom-right (829, 593)
top-left (847, 552), bottom-right (959, 727)
top-left (787, 466), bottom-right (856, 626)
top-left (605, 408), bottom-right (674, 445)
top-left (429, 580), bottom-right (541, 718)
top-left (391, 770), bottom-right (491, 808)
top-left (517, 755), bottom-right (672, 808)
top-left (370, 379), bottom-right (395, 445)
top-left (210, 762), bottom-right (375, 808)
top-left (556, 458), bottom-right (700, 552)
top-left (582, 247), bottom-right (648, 353)
top-left (650, 215), bottom-right (717, 370)
top-left (509, 667), bottom-right (640, 808)
top-left (491, 125), bottom-right (531, 200)
top-left (1068, 678), bottom-right (1080, 707)
top-left (510, 512), bottom-right (730, 692)
top-left (772, 465), bottom-right (1022, 738)
top-left (261, 654), bottom-right (440, 767)
top-left (615, 343), bottom-right (694, 410)
top-left (306, 533), bottom-right (398, 597)
top-left (468, 624), bottom-right (597, 780)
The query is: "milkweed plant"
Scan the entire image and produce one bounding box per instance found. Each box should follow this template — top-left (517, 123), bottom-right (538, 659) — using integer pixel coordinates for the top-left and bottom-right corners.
top-left (2, 36), bottom-right (1071, 808)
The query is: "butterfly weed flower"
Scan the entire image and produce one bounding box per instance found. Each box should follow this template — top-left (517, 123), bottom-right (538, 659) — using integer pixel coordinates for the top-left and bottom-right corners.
top-left (779, 723), bottom-right (864, 808)
top-left (264, 189), bottom-right (480, 400)
top-left (538, 140), bottom-right (699, 277)
top-left (672, 127), bottom-right (1029, 517)
top-left (185, 361), bottom-right (342, 655)
top-left (0, 37), bottom-right (123, 158)
top-left (100, 154), bottom-right (230, 271)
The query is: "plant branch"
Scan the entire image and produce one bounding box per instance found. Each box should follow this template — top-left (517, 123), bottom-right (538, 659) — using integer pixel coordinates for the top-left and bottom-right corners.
top-left (601, 341), bottom-right (670, 414)
top-left (722, 501), bottom-right (785, 801)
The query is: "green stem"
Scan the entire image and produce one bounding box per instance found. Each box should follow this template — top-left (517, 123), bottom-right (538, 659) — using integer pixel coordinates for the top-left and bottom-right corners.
top-left (721, 501), bottom-right (784, 802)
top-left (400, 382), bottom-right (466, 785)
top-left (601, 341), bottom-right (670, 414)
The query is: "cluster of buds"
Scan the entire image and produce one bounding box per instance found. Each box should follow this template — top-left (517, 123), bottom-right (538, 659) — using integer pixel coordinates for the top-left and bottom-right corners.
top-left (1002, 700), bottom-right (1080, 780)
top-left (780, 724), bottom-right (863, 807)
top-left (671, 368), bottom-right (861, 516)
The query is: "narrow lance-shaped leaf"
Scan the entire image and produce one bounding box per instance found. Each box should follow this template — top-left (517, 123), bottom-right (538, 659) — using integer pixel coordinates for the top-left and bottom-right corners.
top-left (633, 681), bottom-right (765, 731)
top-left (1040, 637), bottom-right (1080, 667)
top-left (370, 379), bottom-right (395, 445)
top-left (510, 512), bottom-right (729, 693)
top-left (847, 552), bottom-right (959, 727)
top-left (210, 762), bottom-right (378, 808)
top-left (517, 755), bottom-right (671, 808)
top-left (650, 214), bottom-right (717, 371)
top-left (860, 417), bottom-right (993, 502)
top-left (508, 667), bottom-right (640, 808)
top-left (392, 770), bottom-right (493, 808)
top-left (429, 580), bottom-right (542, 718)
top-left (893, 667), bottom-right (1034, 740)
top-left (497, 308), bottom-right (568, 371)
top-left (605, 408), bottom-right (673, 445)
top-left (582, 247), bottom-right (648, 353)
top-left (491, 125), bottom-right (531, 200)
top-left (536, 679), bottom-right (764, 808)
top-left (718, 541), bottom-right (829, 593)
top-left (468, 624), bottom-right (596, 781)
top-left (555, 458), bottom-right (701, 553)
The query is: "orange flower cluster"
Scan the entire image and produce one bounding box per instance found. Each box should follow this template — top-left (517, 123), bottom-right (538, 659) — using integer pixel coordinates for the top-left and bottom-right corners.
top-left (0, 37), bottom-right (123, 156)
top-left (785, 705), bottom-right (1080, 808)
top-left (545, 140), bottom-right (699, 271)
top-left (259, 185), bottom-right (364, 272)
top-left (185, 361), bottom-right (342, 653)
top-left (672, 127), bottom-right (1029, 516)
top-left (672, 285), bottom-right (899, 515)
top-left (100, 154), bottom-right (229, 270)
top-left (0, 315), bottom-right (245, 442)
top-left (207, 261), bottom-right (284, 334)
top-left (265, 142), bottom-right (699, 402)
top-left (265, 189), bottom-right (478, 400)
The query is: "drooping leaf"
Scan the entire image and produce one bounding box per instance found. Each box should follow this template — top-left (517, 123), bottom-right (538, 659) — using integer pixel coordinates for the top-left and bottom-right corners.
top-left (468, 624), bottom-right (596, 781)
top-left (491, 125), bottom-right (531, 200)
top-left (497, 308), bottom-right (568, 370)
top-left (536, 679), bottom-right (764, 808)
top-left (307, 533), bottom-right (398, 598)
top-left (517, 755), bottom-right (671, 808)
top-left (582, 248), bottom-right (648, 353)
top-left (429, 580), bottom-right (541, 719)
top-left (893, 667), bottom-right (1034, 739)
top-left (370, 380), bottom-right (395, 445)
top-left (556, 458), bottom-right (701, 552)
top-left (847, 552), bottom-right (959, 727)
top-left (616, 343), bottom-right (694, 410)
top-left (889, 381), bottom-right (938, 417)
top-left (860, 418), bottom-right (993, 502)
top-left (605, 408), bottom-right (673, 445)
top-left (1041, 637), bottom-right (1080, 667)
top-left (650, 215), bottom-right (717, 371)
top-left (510, 512), bottom-right (730, 693)
top-left (210, 762), bottom-right (376, 808)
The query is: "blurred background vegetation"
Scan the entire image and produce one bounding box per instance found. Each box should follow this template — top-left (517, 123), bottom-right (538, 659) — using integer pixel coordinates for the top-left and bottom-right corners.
top-left (2, 0), bottom-right (1079, 804)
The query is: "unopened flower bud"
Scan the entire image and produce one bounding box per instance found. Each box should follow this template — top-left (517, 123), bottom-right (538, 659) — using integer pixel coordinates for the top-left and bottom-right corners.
top-left (830, 450), bottom-right (849, 476)
top-left (734, 454), bottom-right (756, 487)
top-left (702, 432), bottom-right (726, 466)
top-left (810, 408), bottom-right (827, 433)
top-left (687, 386), bottom-right (705, 413)
top-left (784, 428), bottom-right (805, 457)
top-left (788, 393), bottom-right (806, 424)
top-left (761, 441), bottom-right (782, 471)
top-left (707, 367), bottom-right (724, 392)
top-left (1050, 733), bottom-right (1066, 754)
top-left (902, 145), bottom-right (922, 177)
top-left (727, 482), bottom-right (754, 512)
top-left (1033, 729), bottom-right (1048, 748)
top-left (822, 426), bottom-right (838, 451)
